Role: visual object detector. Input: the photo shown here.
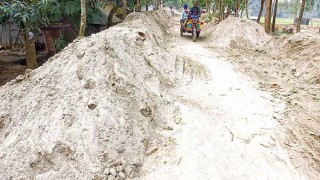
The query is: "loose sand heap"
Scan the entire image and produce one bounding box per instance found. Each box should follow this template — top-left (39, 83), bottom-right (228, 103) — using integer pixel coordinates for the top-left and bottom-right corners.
top-left (206, 17), bottom-right (271, 48)
top-left (268, 32), bottom-right (320, 61)
top-left (201, 17), bottom-right (218, 36)
top-left (0, 10), bottom-right (177, 180)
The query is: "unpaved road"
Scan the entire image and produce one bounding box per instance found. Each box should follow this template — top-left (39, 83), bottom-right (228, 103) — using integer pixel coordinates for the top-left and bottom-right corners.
top-left (140, 20), bottom-right (309, 179)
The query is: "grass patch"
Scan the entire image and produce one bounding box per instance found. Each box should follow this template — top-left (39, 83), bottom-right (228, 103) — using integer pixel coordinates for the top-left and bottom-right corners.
top-left (259, 17), bottom-right (320, 27)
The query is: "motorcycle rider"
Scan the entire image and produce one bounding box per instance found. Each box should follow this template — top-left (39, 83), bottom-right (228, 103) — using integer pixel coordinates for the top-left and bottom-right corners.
top-left (180, 4), bottom-right (189, 27)
top-left (188, 1), bottom-right (201, 19)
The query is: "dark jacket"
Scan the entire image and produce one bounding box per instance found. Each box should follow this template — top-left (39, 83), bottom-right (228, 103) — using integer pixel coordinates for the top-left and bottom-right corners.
top-left (189, 6), bottom-right (200, 17)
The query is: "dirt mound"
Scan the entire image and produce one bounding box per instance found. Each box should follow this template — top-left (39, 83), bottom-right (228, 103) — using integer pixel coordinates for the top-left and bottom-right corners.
top-left (202, 18), bottom-right (217, 36)
top-left (208, 17), bottom-right (271, 48)
top-left (0, 11), bottom-right (176, 180)
top-left (264, 33), bottom-right (320, 87)
top-left (269, 32), bottom-right (320, 61)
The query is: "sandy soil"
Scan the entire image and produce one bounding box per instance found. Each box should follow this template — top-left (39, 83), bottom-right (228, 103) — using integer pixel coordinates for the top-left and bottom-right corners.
top-left (139, 17), bottom-right (317, 179)
top-left (220, 39), bottom-right (320, 177)
top-left (0, 64), bottom-right (26, 86)
top-left (204, 17), bottom-right (319, 178)
top-left (0, 53), bottom-right (26, 86)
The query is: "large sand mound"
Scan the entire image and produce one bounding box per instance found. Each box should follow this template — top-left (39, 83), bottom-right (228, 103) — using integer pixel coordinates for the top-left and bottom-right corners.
top-left (208, 17), bottom-right (271, 48)
top-left (269, 32), bottom-right (320, 61)
top-left (0, 10), bottom-right (176, 180)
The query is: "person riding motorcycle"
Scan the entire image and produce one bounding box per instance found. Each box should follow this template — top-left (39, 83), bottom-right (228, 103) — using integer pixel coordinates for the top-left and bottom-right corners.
top-left (188, 1), bottom-right (200, 20)
top-left (180, 4), bottom-right (189, 27)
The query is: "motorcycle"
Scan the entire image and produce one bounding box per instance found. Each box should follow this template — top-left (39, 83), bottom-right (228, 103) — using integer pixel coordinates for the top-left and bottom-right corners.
top-left (180, 15), bottom-right (203, 42)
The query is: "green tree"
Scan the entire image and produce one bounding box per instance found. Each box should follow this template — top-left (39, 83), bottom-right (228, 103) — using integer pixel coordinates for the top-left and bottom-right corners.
top-left (0, 0), bottom-right (101, 68)
top-left (0, 0), bottom-right (50, 69)
top-left (0, 1), bottom-right (12, 48)
top-left (46, 0), bottom-right (100, 33)
top-left (290, 0), bottom-right (300, 17)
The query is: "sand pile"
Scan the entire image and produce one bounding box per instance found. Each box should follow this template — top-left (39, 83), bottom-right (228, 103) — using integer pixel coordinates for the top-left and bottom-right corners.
top-left (202, 18), bottom-right (216, 36)
top-left (266, 32), bottom-right (320, 93)
top-left (0, 10), bottom-right (176, 180)
top-left (269, 32), bottom-right (320, 61)
top-left (207, 17), bottom-right (271, 48)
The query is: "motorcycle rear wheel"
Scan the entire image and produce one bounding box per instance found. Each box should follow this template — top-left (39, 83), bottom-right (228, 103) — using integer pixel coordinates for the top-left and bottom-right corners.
top-left (192, 29), bottom-right (197, 42)
top-left (196, 32), bottom-right (200, 38)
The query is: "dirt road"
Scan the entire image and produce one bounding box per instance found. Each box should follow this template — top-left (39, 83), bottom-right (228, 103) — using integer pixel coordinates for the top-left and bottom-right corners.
top-left (140, 19), bottom-right (308, 179)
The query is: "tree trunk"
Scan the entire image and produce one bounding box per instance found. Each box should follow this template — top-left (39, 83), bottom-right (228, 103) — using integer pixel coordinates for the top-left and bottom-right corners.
top-left (265, 0), bottom-right (272, 34)
top-left (296, 0), bottom-right (306, 33)
top-left (79, 0), bottom-right (86, 37)
top-left (235, 0), bottom-right (239, 17)
top-left (43, 29), bottom-right (55, 53)
top-left (137, 0), bottom-right (141, 11)
top-left (1, 21), bottom-right (11, 48)
top-left (213, 0), bottom-right (219, 13)
top-left (309, 0), bottom-right (313, 25)
top-left (146, 0), bottom-right (149, 11)
top-left (123, 0), bottom-right (127, 19)
top-left (220, 0), bottom-right (224, 20)
top-left (271, 0), bottom-right (278, 32)
top-left (226, 7), bottom-right (231, 18)
top-left (245, 0), bottom-right (249, 19)
top-left (108, 5), bottom-right (120, 28)
top-left (157, 0), bottom-right (161, 10)
top-left (25, 32), bottom-right (38, 69)
top-left (257, 0), bottom-right (265, 23)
